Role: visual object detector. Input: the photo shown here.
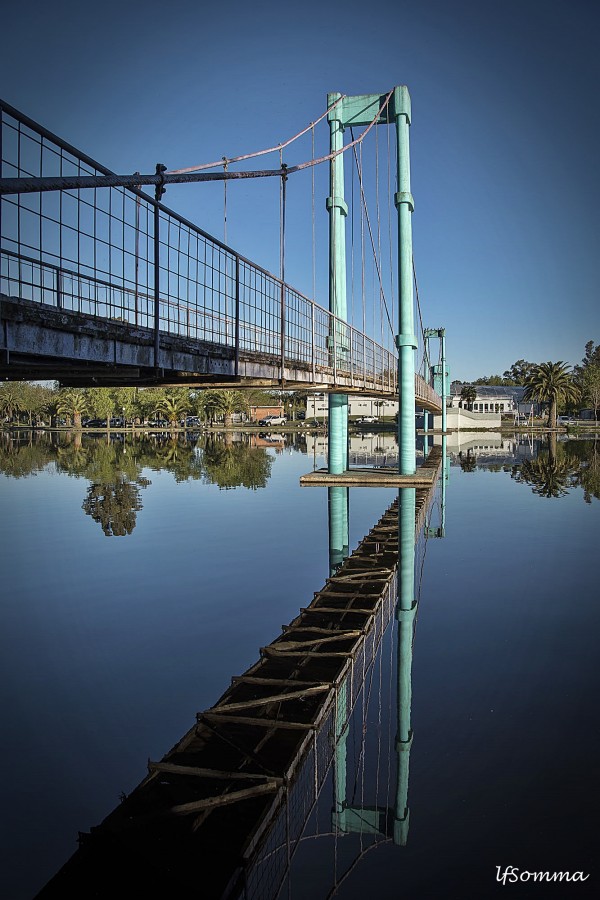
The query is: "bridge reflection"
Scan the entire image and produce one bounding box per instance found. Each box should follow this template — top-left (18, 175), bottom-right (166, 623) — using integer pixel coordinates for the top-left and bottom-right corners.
top-left (36, 443), bottom-right (444, 899)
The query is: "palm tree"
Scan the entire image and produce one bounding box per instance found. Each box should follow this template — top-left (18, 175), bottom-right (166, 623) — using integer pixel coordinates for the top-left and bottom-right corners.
top-left (203, 390), bottom-right (249, 427)
top-left (523, 362), bottom-right (580, 429)
top-left (460, 384), bottom-right (477, 410)
top-left (156, 393), bottom-right (189, 428)
top-left (0, 384), bottom-right (21, 424)
top-left (56, 389), bottom-right (88, 429)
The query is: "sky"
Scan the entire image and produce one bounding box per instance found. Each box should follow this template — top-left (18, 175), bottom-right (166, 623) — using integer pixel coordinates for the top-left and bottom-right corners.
top-left (1, 0), bottom-right (598, 381)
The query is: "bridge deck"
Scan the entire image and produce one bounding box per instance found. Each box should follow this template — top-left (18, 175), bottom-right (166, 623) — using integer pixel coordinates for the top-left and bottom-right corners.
top-left (0, 100), bottom-right (442, 413)
top-left (38, 450), bottom-right (441, 899)
top-left (0, 292), bottom-right (442, 410)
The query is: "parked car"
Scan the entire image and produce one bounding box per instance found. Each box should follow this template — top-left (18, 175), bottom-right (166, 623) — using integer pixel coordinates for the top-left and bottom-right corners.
top-left (84, 419), bottom-right (106, 427)
top-left (257, 415), bottom-right (287, 426)
top-left (356, 416), bottom-right (378, 424)
top-left (557, 416), bottom-right (578, 425)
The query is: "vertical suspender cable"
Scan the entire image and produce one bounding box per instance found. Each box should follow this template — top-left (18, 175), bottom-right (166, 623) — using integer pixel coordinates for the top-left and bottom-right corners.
top-left (222, 157), bottom-right (228, 244)
top-left (311, 124), bottom-right (316, 303)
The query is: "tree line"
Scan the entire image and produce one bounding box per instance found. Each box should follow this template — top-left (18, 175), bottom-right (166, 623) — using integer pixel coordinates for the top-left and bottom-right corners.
top-left (458, 342), bottom-right (600, 428)
top-left (0, 384), bottom-right (308, 429)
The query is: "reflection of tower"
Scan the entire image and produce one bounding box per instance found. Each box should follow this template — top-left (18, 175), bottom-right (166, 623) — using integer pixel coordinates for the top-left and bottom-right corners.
top-left (330, 485), bottom-right (420, 846)
top-left (394, 486), bottom-right (417, 845)
top-left (328, 486), bottom-right (349, 576)
top-left (428, 434), bottom-right (448, 538)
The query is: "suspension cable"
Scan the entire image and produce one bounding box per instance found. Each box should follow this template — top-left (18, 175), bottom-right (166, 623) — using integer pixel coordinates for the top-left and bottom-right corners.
top-left (167, 95), bottom-right (346, 174)
top-left (311, 123), bottom-right (316, 302)
top-left (167, 91), bottom-right (393, 179)
top-left (413, 257), bottom-right (429, 375)
top-left (350, 136), bottom-right (394, 335)
top-left (222, 157), bottom-right (227, 243)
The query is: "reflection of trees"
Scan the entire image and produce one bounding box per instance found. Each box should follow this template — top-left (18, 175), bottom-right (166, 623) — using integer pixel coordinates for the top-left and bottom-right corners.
top-left (202, 435), bottom-right (272, 490)
top-left (82, 477), bottom-right (148, 536)
top-left (0, 431), bottom-right (56, 478)
top-left (511, 435), bottom-right (582, 499)
top-left (62, 439), bottom-right (151, 537)
top-left (142, 437), bottom-right (204, 482)
top-left (567, 437), bottom-right (600, 504)
top-left (458, 450), bottom-right (477, 472)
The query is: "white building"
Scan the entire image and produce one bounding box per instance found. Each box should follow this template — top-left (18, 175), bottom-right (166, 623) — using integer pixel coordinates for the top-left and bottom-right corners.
top-left (306, 393), bottom-right (399, 420)
top-left (450, 384), bottom-right (530, 415)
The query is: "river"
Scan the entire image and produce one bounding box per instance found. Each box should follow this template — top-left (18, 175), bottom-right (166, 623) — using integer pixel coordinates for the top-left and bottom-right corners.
top-left (0, 429), bottom-right (598, 899)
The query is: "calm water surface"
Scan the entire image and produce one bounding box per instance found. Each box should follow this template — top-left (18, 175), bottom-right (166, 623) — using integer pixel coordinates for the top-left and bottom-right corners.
top-left (0, 430), bottom-right (598, 899)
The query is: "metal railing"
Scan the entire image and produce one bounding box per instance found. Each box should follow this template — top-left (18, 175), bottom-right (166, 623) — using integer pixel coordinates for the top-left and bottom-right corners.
top-left (0, 99), bottom-right (439, 406)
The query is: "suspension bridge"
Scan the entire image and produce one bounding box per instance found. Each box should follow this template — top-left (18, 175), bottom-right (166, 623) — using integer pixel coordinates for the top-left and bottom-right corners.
top-left (0, 88), bottom-right (446, 478)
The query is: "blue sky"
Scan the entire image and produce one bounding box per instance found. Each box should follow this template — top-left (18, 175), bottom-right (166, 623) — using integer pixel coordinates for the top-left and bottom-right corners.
top-left (1, 0), bottom-right (598, 381)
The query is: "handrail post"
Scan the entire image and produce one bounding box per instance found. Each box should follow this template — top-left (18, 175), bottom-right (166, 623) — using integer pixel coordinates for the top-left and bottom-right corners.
top-left (234, 255), bottom-right (240, 377)
top-left (153, 202), bottom-right (160, 370)
top-left (56, 269), bottom-right (62, 310)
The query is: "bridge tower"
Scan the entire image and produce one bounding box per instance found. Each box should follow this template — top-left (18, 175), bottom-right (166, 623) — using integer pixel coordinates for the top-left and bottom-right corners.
top-left (326, 93), bottom-right (349, 475)
top-left (424, 327), bottom-right (449, 434)
top-left (326, 87), bottom-right (417, 476)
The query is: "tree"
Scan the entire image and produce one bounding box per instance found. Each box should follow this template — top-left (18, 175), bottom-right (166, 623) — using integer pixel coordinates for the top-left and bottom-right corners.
top-left (0, 384), bottom-right (21, 423)
top-left (573, 341), bottom-right (600, 423)
top-left (574, 340), bottom-right (600, 376)
top-left (460, 384), bottom-right (476, 410)
top-left (156, 392), bottom-right (189, 427)
top-left (502, 359), bottom-right (536, 384)
top-left (56, 389), bottom-right (88, 429)
top-left (523, 362), bottom-right (580, 429)
top-left (581, 366), bottom-right (600, 423)
top-left (202, 389), bottom-right (248, 427)
top-left (136, 387), bottom-right (167, 424)
top-left (89, 387), bottom-right (115, 428)
top-left (113, 387), bottom-right (139, 424)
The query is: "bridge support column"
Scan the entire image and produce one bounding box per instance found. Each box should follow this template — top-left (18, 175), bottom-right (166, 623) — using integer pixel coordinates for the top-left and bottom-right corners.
top-left (327, 92), bottom-right (348, 475)
top-left (394, 87), bottom-right (417, 476)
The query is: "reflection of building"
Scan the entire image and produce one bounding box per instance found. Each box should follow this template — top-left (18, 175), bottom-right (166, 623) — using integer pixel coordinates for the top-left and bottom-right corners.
top-left (307, 394), bottom-right (398, 420)
top-left (441, 432), bottom-right (539, 464)
top-left (306, 432), bottom-right (402, 467)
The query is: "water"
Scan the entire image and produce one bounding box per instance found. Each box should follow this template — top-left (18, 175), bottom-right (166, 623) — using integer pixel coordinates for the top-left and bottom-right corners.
top-left (0, 430), bottom-right (598, 898)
